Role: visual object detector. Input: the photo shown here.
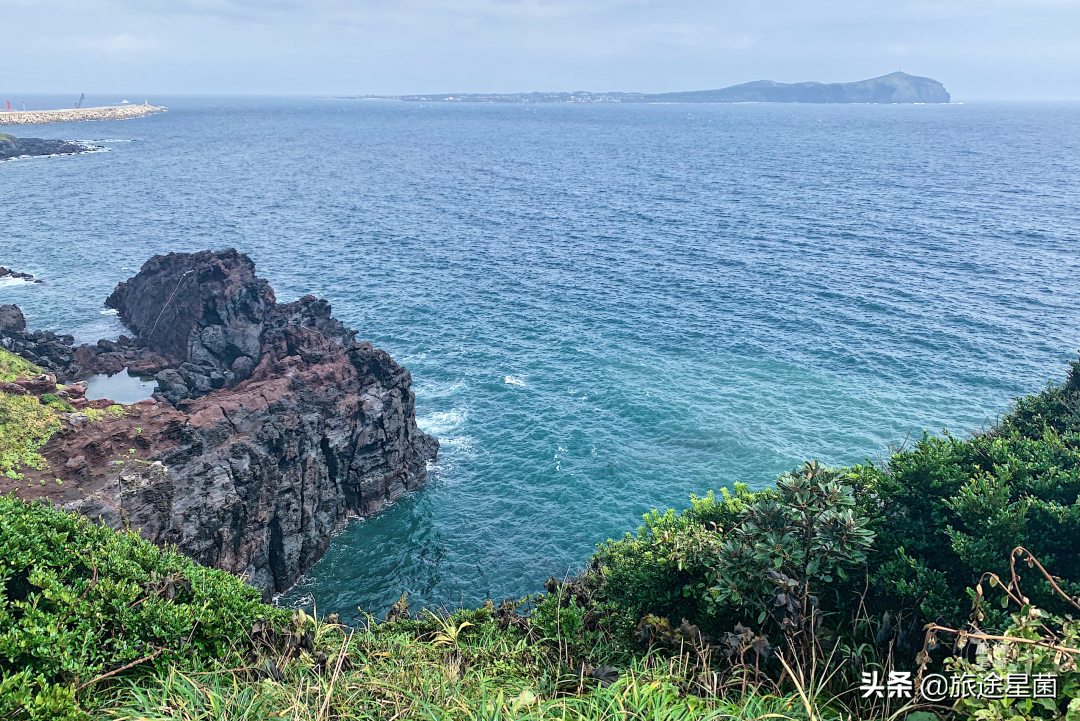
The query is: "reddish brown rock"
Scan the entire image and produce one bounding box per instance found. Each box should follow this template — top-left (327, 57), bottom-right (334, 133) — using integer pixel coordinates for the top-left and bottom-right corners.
top-left (2, 249), bottom-right (439, 599)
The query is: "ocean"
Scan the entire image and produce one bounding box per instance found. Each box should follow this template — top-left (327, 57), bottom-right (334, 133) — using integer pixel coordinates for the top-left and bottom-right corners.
top-left (2, 96), bottom-right (1079, 618)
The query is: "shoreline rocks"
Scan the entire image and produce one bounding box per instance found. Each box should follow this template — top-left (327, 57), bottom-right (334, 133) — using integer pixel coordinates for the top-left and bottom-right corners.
top-left (0, 250), bottom-right (439, 598)
top-left (0, 305), bottom-right (26, 332)
top-left (0, 133), bottom-right (98, 161)
top-left (0, 266), bottom-right (44, 283)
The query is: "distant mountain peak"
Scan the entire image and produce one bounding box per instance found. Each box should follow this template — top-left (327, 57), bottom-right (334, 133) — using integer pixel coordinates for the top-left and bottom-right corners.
top-left (652, 72), bottom-right (951, 104)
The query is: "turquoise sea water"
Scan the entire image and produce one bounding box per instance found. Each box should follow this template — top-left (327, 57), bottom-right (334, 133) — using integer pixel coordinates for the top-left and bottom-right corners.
top-left (2, 97), bottom-right (1079, 617)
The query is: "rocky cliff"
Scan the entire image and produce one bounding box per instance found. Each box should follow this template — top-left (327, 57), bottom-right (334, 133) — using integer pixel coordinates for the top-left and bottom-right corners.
top-left (0, 250), bottom-right (438, 598)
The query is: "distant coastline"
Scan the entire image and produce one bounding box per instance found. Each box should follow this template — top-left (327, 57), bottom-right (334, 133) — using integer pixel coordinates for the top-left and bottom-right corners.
top-left (362, 71), bottom-right (950, 105)
top-left (0, 104), bottom-right (166, 126)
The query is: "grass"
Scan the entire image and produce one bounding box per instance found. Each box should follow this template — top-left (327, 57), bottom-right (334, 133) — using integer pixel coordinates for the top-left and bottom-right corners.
top-left (98, 611), bottom-right (827, 721)
top-left (0, 486), bottom-right (839, 721)
top-left (84, 404), bottom-right (128, 422)
top-left (0, 347), bottom-right (41, 383)
top-left (0, 351), bottom-right (62, 479)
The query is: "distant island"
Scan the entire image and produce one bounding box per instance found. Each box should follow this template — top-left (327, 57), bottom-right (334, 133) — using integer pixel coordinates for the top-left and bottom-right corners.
top-left (377, 72), bottom-right (950, 105)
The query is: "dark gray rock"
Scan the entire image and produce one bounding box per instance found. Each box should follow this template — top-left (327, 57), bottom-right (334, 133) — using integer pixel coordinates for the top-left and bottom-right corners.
top-left (0, 134), bottom-right (97, 161)
top-left (0, 304), bottom-right (25, 332)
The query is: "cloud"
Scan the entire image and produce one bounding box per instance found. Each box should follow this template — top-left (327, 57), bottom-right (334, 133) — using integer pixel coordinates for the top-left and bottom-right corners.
top-left (92, 33), bottom-right (159, 52)
top-left (2, 0), bottom-right (1079, 97)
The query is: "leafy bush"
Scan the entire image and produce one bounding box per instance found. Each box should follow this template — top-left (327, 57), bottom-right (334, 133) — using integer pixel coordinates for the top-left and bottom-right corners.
top-left (596, 464), bottom-right (874, 644)
top-left (704, 462), bottom-right (874, 630)
top-left (594, 485), bottom-right (759, 630)
top-left (0, 494), bottom-right (289, 720)
top-left (596, 358), bottom-right (1080, 645)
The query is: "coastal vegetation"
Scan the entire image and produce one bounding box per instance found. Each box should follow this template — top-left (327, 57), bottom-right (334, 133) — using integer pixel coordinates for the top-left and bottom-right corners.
top-left (0, 350), bottom-right (129, 480)
top-left (1, 350), bottom-right (1078, 719)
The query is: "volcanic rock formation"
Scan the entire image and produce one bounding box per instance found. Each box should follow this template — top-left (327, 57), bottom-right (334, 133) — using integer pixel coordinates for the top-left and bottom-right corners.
top-left (0, 134), bottom-right (97, 161)
top-left (0, 250), bottom-right (438, 598)
top-left (0, 304), bottom-right (25, 332)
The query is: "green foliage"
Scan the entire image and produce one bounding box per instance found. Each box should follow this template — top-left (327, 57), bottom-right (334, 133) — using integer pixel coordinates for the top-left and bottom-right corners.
top-left (531, 586), bottom-right (596, 663)
top-left (1, 390), bottom-right (62, 479)
top-left (929, 549), bottom-right (1080, 720)
top-left (851, 376), bottom-right (1080, 623)
top-left (0, 494), bottom-right (289, 720)
top-left (705, 462), bottom-right (874, 629)
top-left (594, 485), bottom-right (760, 630)
top-left (0, 671), bottom-right (81, 721)
top-left (596, 467), bottom-right (873, 641)
top-left (40, 393), bottom-right (75, 413)
top-left (0, 348), bottom-right (40, 383)
top-left (947, 604), bottom-right (1080, 721)
top-left (595, 357), bottom-right (1080, 647)
top-left (81, 404), bottom-right (129, 423)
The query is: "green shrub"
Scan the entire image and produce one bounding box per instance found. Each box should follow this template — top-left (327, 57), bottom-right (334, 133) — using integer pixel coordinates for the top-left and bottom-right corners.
top-left (704, 462), bottom-right (874, 628)
top-left (597, 359), bottom-right (1080, 635)
top-left (594, 485), bottom-right (759, 630)
top-left (596, 465), bottom-right (874, 643)
top-left (0, 494), bottom-right (289, 720)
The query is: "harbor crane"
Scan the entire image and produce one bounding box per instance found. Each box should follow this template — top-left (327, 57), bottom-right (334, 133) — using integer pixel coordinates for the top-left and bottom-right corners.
top-left (75, 93), bottom-right (85, 109)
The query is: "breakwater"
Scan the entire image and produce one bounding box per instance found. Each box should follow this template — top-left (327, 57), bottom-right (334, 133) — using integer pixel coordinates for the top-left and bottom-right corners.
top-left (0, 104), bottom-right (166, 126)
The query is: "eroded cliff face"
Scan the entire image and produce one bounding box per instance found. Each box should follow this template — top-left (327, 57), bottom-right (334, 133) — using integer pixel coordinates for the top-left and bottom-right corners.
top-left (0, 250), bottom-right (438, 598)
top-left (105, 249), bottom-right (274, 395)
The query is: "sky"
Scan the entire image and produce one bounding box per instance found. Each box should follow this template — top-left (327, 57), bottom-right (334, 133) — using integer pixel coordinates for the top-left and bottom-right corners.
top-left (3, 0), bottom-right (1080, 99)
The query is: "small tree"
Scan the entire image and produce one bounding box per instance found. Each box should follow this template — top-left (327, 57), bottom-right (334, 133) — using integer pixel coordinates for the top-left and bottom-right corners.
top-left (707, 461), bottom-right (875, 652)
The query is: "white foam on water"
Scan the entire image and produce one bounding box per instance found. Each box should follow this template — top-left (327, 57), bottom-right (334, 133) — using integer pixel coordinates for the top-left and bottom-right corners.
top-left (416, 408), bottom-right (467, 437)
top-left (0, 277), bottom-right (37, 287)
top-left (417, 409), bottom-right (475, 479)
top-left (504, 374), bottom-right (526, 387)
top-left (100, 308), bottom-right (118, 315)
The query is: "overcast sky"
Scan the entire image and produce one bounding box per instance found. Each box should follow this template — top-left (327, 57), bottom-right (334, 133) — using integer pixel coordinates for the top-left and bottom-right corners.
top-left (4, 0), bottom-right (1080, 99)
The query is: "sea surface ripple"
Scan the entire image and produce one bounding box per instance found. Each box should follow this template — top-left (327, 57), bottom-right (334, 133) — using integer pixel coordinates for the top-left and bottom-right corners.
top-left (2, 97), bottom-right (1079, 617)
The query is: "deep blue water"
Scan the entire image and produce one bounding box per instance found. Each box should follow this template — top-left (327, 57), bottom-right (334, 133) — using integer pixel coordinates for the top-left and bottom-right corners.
top-left (2, 97), bottom-right (1079, 618)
